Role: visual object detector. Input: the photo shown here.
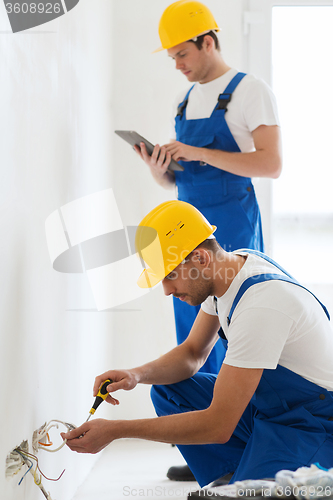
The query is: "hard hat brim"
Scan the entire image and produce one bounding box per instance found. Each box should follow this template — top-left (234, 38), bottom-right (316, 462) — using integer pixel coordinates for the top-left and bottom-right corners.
top-left (137, 268), bottom-right (161, 289)
top-left (152, 28), bottom-right (220, 54)
top-left (152, 45), bottom-right (165, 54)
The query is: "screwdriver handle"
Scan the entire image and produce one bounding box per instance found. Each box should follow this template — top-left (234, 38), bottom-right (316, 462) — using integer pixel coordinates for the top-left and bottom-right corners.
top-left (89, 379), bottom-right (112, 416)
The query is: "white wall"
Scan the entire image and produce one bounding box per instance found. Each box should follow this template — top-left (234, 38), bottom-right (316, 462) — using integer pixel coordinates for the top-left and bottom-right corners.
top-left (0, 1), bottom-right (263, 499)
top-left (0, 2), bottom-right (115, 499)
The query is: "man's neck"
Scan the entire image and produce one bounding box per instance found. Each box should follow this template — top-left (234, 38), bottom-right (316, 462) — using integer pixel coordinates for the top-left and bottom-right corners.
top-left (213, 253), bottom-right (246, 298)
top-left (199, 58), bottom-right (231, 84)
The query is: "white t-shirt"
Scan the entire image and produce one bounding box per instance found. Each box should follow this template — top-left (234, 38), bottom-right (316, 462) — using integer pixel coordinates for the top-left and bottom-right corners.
top-left (170, 68), bottom-right (280, 153)
top-left (201, 252), bottom-right (333, 391)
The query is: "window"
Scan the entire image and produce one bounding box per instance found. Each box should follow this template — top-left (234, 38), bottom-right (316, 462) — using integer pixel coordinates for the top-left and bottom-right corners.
top-left (247, 1), bottom-right (333, 287)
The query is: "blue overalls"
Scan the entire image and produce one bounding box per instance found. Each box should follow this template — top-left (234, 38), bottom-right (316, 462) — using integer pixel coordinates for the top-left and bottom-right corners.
top-left (151, 251), bottom-right (333, 487)
top-left (173, 73), bottom-right (264, 374)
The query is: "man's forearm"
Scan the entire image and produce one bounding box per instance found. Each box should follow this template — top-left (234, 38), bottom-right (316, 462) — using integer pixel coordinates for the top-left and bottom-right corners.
top-left (198, 124), bottom-right (282, 178)
top-left (150, 169), bottom-right (176, 189)
top-left (132, 342), bottom-right (203, 386)
top-left (107, 409), bottom-right (227, 446)
top-left (165, 125), bottom-right (282, 178)
top-left (198, 147), bottom-right (281, 178)
top-left (63, 407), bottom-right (229, 454)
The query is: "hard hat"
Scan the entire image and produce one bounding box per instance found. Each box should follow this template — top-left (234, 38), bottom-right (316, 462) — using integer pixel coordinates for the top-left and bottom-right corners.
top-left (135, 200), bottom-right (216, 288)
top-left (154, 0), bottom-right (220, 52)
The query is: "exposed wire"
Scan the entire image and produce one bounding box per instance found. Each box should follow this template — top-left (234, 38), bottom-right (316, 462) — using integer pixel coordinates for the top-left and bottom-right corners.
top-left (16, 449), bottom-right (65, 483)
top-left (38, 432), bottom-right (53, 447)
top-left (16, 449), bottom-right (41, 486)
top-left (35, 419), bottom-right (75, 453)
top-left (16, 452), bottom-right (33, 486)
top-left (10, 419), bottom-right (74, 500)
top-left (39, 440), bottom-right (67, 452)
top-left (18, 451), bottom-right (53, 500)
top-left (5, 444), bottom-right (27, 479)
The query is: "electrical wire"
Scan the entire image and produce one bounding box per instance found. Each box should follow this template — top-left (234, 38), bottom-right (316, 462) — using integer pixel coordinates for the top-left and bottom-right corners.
top-left (38, 433), bottom-right (53, 447)
top-left (15, 450), bottom-right (54, 500)
top-left (16, 452), bottom-right (33, 486)
top-left (12, 419), bottom-right (74, 500)
top-left (15, 449), bottom-right (40, 486)
top-left (17, 449), bottom-right (65, 483)
top-left (35, 420), bottom-right (75, 453)
top-left (39, 441), bottom-right (67, 452)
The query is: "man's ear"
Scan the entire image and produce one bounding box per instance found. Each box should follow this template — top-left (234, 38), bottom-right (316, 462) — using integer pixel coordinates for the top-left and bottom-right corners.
top-left (203, 34), bottom-right (215, 52)
top-left (192, 249), bottom-right (211, 267)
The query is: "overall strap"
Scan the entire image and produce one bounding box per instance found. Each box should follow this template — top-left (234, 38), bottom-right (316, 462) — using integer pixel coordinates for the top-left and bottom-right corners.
top-left (216, 72), bottom-right (246, 112)
top-left (214, 296), bottom-right (227, 340)
top-left (228, 273), bottom-right (330, 324)
top-left (237, 248), bottom-right (296, 279)
top-left (176, 85), bottom-right (195, 120)
top-left (227, 252), bottom-right (330, 325)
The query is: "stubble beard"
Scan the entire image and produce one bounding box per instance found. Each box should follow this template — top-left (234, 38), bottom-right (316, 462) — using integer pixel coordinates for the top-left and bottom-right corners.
top-left (185, 277), bottom-right (214, 307)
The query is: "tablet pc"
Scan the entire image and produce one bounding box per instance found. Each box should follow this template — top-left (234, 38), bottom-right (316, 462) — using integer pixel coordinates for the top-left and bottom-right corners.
top-left (115, 130), bottom-right (184, 172)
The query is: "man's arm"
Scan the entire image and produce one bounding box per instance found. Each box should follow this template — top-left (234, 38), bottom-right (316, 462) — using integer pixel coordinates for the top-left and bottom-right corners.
top-left (62, 363), bottom-right (263, 454)
top-left (94, 310), bottom-right (221, 406)
top-left (163, 124), bottom-right (282, 179)
top-left (134, 142), bottom-right (176, 189)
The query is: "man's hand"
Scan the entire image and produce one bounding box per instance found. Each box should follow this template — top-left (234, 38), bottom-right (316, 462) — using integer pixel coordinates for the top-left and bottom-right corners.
top-left (134, 142), bottom-right (175, 188)
top-left (94, 370), bottom-right (139, 406)
top-left (61, 419), bottom-right (115, 454)
top-left (134, 141), bottom-right (171, 172)
top-left (163, 140), bottom-right (201, 162)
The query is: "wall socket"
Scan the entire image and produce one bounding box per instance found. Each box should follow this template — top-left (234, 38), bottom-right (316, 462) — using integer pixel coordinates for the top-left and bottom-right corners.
top-left (5, 440), bottom-right (29, 479)
top-left (32, 422), bottom-right (48, 454)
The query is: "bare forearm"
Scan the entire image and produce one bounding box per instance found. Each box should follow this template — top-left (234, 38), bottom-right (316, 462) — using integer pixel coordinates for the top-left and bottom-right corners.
top-left (132, 312), bottom-right (219, 386)
top-left (198, 147), bottom-right (281, 179)
top-left (132, 343), bottom-right (202, 386)
top-left (150, 169), bottom-right (176, 189)
top-left (197, 125), bottom-right (282, 178)
top-left (63, 409), bottom-right (229, 454)
top-left (164, 125), bottom-right (282, 179)
top-left (108, 409), bottom-right (226, 445)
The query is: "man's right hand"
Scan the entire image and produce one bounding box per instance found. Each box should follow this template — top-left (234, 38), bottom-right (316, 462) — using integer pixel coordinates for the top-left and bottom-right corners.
top-left (93, 369), bottom-right (139, 406)
top-left (134, 142), bottom-right (175, 188)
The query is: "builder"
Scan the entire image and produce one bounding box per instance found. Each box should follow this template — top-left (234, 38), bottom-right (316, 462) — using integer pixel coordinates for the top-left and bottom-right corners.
top-left (63, 200), bottom-right (333, 493)
top-left (135, 1), bottom-right (282, 413)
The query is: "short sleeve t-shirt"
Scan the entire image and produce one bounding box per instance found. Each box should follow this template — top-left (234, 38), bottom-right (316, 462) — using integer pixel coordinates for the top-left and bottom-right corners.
top-left (201, 252), bottom-right (333, 391)
top-left (170, 68), bottom-right (280, 153)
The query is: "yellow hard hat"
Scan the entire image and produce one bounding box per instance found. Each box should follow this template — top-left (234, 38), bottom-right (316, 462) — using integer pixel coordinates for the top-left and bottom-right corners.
top-left (154, 0), bottom-right (220, 52)
top-left (135, 200), bottom-right (216, 288)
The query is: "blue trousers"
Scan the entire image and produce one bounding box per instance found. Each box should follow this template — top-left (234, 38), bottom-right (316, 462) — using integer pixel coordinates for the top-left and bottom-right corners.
top-left (151, 369), bottom-right (333, 487)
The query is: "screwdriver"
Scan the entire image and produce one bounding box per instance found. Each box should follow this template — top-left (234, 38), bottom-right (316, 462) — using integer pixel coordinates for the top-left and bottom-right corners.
top-left (86, 379), bottom-right (112, 422)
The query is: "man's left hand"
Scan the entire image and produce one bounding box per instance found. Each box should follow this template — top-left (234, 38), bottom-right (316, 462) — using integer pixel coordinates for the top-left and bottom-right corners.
top-left (61, 419), bottom-right (115, 454)
top-left (163, 140), bottom-right (201, 162)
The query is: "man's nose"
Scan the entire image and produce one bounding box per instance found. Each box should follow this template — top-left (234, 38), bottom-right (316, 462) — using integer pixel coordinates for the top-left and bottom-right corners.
top-left (162, 278), bottom-right (175, 296)
top-left (175, 59), bottom-right (183, 70)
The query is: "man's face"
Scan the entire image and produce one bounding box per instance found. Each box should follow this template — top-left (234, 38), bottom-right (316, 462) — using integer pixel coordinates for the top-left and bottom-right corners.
top-left (167, 41), bottom-right (211, 84)
top-left (162, 258), bottom-right (213, 306)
